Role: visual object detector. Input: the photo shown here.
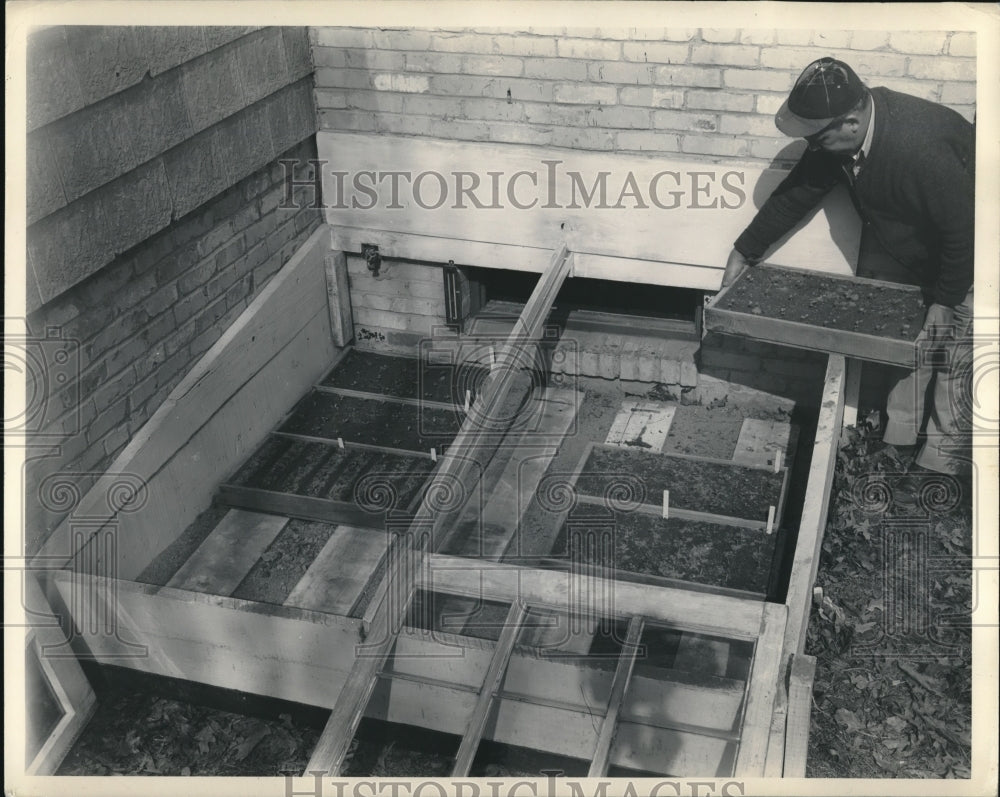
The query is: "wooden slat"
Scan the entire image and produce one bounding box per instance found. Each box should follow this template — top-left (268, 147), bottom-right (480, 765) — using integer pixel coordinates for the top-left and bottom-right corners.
top-left (35, 226), bottom-right (336, 579)
top-left (284, 526), bottom-right (388, 615)
top-left (319, 132), bottom-right (859, 278)
top-left (604, 400), bottom-right (676, 451)
top-left (166, 510), bottom-right (288, 595)
top-left (425, 555), bottom-right (765, 639)
top-left (589, 616), bottom-right (644, 776)
top-left (735, 602), bottom-right (788, 775)
top-left (314, 384), bottom-right (456, 412)
top-left (325, 249), bottom-right (354, 347)
top-left (763, 676), bottom-right (789, 777)
top-left (783, 355), bottom-right (847, 656)
top-left (783, 653), bottom-right (817, 777)
top-left (216, 484), bottom-right (384, 529)
top-left (451, 601), bottom-right (527, 776)
top-left (306, 246), bottom-right (575, 774)
top-left (272, 430), bottom-right (436, 460)
top-left (573, 494), bottom-right (769, 530)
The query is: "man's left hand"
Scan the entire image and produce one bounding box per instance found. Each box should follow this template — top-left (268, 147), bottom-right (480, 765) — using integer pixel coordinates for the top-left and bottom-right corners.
top-left (919, 303), bottom-right (955, 342)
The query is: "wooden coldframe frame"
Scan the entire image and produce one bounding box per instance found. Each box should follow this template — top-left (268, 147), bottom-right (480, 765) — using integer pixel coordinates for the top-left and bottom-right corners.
top-left (25, 225), bottom-right (849, 779)
top-left (704, 263), bottom-right (924, 366)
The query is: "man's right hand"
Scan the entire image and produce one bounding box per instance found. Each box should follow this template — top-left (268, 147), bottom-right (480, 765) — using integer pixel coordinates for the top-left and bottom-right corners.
top-left (721, 248), bottom-right (753, 288)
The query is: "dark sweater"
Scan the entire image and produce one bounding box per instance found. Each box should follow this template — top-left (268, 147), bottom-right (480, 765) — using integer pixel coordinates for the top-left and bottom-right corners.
top-left (735, 87), bottom-right (975, 307)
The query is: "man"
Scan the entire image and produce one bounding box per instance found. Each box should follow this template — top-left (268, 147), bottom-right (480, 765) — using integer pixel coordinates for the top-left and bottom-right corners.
top-left (722, 57), bottom-right (975, 498)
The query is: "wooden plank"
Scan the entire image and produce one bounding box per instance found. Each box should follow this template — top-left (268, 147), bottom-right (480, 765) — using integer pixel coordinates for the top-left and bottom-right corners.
top-left (732, 419), bottom-right (800, 470)
top-left (573, 494), bottom-right (769, 531)
top-left (216, 484), bottom-right (384, 529)
top-left (842, 357), bottom-right (863, 429)
top-left (783, 653), bottom-right (817, 777)
top-left (271, 430), bottom-right (436, 461)
top-left (35, 226), bottom-right (337, 578)
top-left (325, 249), bottom-right (355, 347)
top-left (604, 400), bottom-right (676, 451)
top-left (735, 602), bottom-right (787, 776)
top-left (314, 384), bottom-right (456, 412)
top-left (319, 132), bottom-right (859, 278)
top-left (307, 246), bottom-right (575, 774)
top-left (166, 510), bottom-right (288, 595)
top-left (284, 526), bottom-right (388, 616)
top-left (23, 575), bottom-right (97, 776)
top-left (783, 355), bottom-right (847, 656)
top-left (46, 571), bottom-right (362, 709)
top-left (589, 616), bottom-right (643, 776)
top-left (452, 601), bottom-right (527, 776)
top-left (426, 555), bottom-right (765, 639)
top-left (763, 676), bottom-right (788, 777)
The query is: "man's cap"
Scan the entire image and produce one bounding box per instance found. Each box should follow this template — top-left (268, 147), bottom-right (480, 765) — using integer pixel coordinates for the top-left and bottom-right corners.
top-left (775, 57), bottom-right (867, 138)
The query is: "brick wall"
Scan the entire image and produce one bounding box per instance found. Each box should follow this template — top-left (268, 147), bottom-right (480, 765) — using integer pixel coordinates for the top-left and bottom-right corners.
top-left (312, 27), bottom-right (976, 168)
top-left (23, 27), bottom-right (321, 554)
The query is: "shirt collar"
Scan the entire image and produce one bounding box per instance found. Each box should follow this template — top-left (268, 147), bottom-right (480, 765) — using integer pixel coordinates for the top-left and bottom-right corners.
top-left (856, 100), bottom-right (875, 162)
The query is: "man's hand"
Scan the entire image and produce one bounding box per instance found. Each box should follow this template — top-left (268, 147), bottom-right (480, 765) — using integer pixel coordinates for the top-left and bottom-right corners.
top-left (919, 303), bottom-right (955, 342)
top-left (721, 249), bottom-right (753, 288)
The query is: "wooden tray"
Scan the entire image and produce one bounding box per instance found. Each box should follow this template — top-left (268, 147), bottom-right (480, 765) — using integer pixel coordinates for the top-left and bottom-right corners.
top-left (704, 263), bottom-right (926, 366)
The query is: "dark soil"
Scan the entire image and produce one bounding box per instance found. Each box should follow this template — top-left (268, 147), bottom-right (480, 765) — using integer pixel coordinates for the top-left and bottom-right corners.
top-left (407, 589), bottom-right (510, 642)
top-left (137, 502), bottom-right (231, 586)
top-left (804, 427), bottom-right (972, 778)
top-left (577, 446), bottom-right (784, 521)
top-left (662, 402), bottom-right (747, 459)
top-left (228, 436), bottom-right (433, 508)
top-left (230, 520), bottom-right (341, 604)
top-left (56, 676), bottom-right (324, 776)
top-left (322, 349), bottom-right (488, 406)
top-left (551, 509), bottom-right (776, 594)
top-left (281, 390), bottom-right (463, 451)
top-left (470, 741), bottom-right (590, 777)
top-left (715, 265), bottom-right (926, 339)
top-left (342, 720), bottom-right (457, 777)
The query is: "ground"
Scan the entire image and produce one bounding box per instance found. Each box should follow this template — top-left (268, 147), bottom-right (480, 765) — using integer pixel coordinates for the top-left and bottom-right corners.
top-left (804, 425), bottom-right (973, 778)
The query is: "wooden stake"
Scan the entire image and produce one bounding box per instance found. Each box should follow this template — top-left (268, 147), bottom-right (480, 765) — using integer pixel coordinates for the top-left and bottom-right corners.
top-left (337, 437), bottom-right (344, 450)
top-left (430, 447), bottom-right (437, 462)
top-left (765, 505), bottom-right (775, 535)
top-left (465, 390), bottom-right (471, 413)
top-left (662, 490), bottom-right (669, 520)
top-left (773, 449), bottom-right (782, 473)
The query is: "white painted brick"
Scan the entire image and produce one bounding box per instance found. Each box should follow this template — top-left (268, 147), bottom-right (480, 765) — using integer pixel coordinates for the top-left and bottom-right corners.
top-left (620, 86), bottom-right (685, 108)
top-left (873, 77), bottom-right (940, 102)
top-left (372, 73), bottom-right (430, 93)
top-left (487, 122), bottom-right (553, 146)
top-left (691, 44), bottom-right (760, 67)
top-left (680, 135), bottom-right (750, 157)
top-left (524, 102), bottom-right (587, 126)
top-left (813, 30), bottom-right (852, 49)
top-left (654, 65), bottom-right (723, 88)
top-left (620, 343), bottom-right (640, 380)
top-left (554, 84), bottom-right (617, 105)
top-left (587, 106), bottom-right (651, 129)
top-left (314, 89), bottom-right (348, 109)
top-left (701, 29), bottom-right (740, 44)
top-left (616, 130), bottom-right (681, 153)
top-left (940, 81), bottom-right (976, 105)
top-left (740, 29), bottom-right (776, 46)
top-left (580, 348), bottom-right (600, 377)
top-left (621, 42), bottom-right (689, 64)
top-left (653, 109), bottom-right (718, 132)
top-left (680, 361), bottom-right (698, 387)
top-left (428, 32), bottom-right (499, 54)
top-left (907, 56), bottom-right (976, 82)
top-left (550, 126), bottom-right (615, 151)
top-left (315, 67), bottom-right (373, 90)
top-left (749, 137), bottom-right (806, 162)
top-left (848, 30), bottom-right (889, 51)
top-left (312, 47), bottom-right (347, 69)
top-left (627, 28), bottom-right (671, 41)
top-left (659, 358), bottom-right (681, 384)
top-left (723, 69), bottom-right (793, 92)
top-left (493, 35), bottom-right (557, 57)
top-left (686, 90), bottom-right (754, 113)
top-left (401, 95), bottom-right (465, 117)
top-left (589, 61), bottom-right (654, 84)
top-left (637, 350), bottom-right (659, 382)
top-left (664, 29), bottom-right (698, 42)
top-left (948, 32), bottom-right (976, 57)
top-left (949, 105), bottom-right (976, 124)
top-left (371, 29), bottom-right (434, 50)
top-left (319, 109), bottom-right (376, 132)
top-left (314, 27), bottom-right (373, 49)
top-left (525, 58), bottom-right (589, 81)
top-left (719, 114), bottom-right (783, 137)
top-left (888, 31), bottom-right (948, 55)
top-left (598, 347), bottom-right (621, 380)
top-left (344, 91), bottom-right (404, 113)
top-left (463, 97), bottom-right (526, 122)
top-left (774, 30), bottom-right (812, 46)
top-left (404, 52), bottom-right (464, 73)
top-left (556, 38), bottom-right (622, 60)
top-left (345, 48), bottom-right (405, 71)
top-left (461, 55), bottom-right (525, 77)
top-left (755, 93), bottom-right (786, 115)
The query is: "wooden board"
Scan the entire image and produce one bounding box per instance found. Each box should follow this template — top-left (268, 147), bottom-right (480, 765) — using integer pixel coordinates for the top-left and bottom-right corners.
top-left (319, 132), bottom-right (860, 282)
top-left (284, 526), bottom-right (389, 616)
top-left (604, 400), bottom-right (676, 451)
top-left (34, 226), bottom-right (337, 579)
top-left (783, 653), bottom-right (818, 777)
top-left (732, 419), bottom-right (800, 470)
top-left (734, 602), bottom-right (787, 775)
top-left (217, 485), bottom-right (388, 530)
top-left (704, 264), bottom-right (922, 366)
top-left (589, 616), bottom-right (644, 776)
top-left (166, 510), bottom-right (288, 595)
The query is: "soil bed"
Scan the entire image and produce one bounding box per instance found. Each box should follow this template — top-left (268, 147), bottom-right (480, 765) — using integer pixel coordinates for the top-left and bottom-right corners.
top-left (551, 510), bottom-right (776, 594)
top-left (322, 349), bottom-right (488, 406)
top-left (714, 265), bottom-right (926, 339)
top-left (577, 446), bottom-right (783, 521)
top-left (343, 719), bottom-right (457, 777)
top-left (281, 391), bottom-right (463, 451)
top-left (228, 436), bottom-right (433, 507)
